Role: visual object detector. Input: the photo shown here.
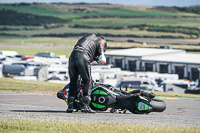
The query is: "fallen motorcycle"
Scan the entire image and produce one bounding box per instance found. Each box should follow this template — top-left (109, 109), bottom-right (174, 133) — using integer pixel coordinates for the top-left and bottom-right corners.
top-left (57, 81), bottom-right (166, 114)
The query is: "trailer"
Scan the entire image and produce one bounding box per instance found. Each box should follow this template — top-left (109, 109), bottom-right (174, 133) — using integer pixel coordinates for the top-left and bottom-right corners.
top-left (159, 80), bottom-right (190, 93)
top-left (0, 51), bottom-right (18, 57)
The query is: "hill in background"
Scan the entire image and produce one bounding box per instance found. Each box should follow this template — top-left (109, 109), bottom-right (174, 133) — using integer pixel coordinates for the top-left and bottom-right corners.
top-left (0, 3), bottom-right (199, 49)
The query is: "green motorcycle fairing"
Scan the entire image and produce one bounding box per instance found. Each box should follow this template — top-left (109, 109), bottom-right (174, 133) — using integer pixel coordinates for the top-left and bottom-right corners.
top-left (90, 86), bottom-right (117, 110)
top-left (135, 96), bottom-right (153, 114)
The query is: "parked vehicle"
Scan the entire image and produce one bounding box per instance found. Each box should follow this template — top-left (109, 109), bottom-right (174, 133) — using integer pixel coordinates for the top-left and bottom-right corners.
top-left (2, 61), bottom-right (46, 77)
top-left (134, 72), bottom-right (179, 85)
top-left (0, 55), bottom-right (6, 60)
top-left (3, 65), bottom-right (25, 77)
top-left (22, 56), bottom-right (34, 60)
top-left (27, 62), bottom-right (44, 67)
top-left (12, 62), bottom-right (29, 67)
top-left (116, 78), bottom-right (163, 91)
top-left (189, 79), bottom-right (199, 90)
top-left (35, 52), bottom-right (55, 58)
top-left (54, 55), bottom-right (68, 64)
top-left (28, 57), bottom-right (62, 65)
top-left (0, 62), bottom-right (3, 77)
top-left (15, 54), bottom-right (25, 59)
top-left (0, 51), bottom-right (18, 57)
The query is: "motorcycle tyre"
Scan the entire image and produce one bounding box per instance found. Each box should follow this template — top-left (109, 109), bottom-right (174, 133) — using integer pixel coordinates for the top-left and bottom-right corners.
top-left (150, 98), bottom-right (166, 112)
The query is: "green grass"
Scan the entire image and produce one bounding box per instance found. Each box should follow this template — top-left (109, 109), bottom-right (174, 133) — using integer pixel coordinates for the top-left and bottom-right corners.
top-left (121, 88), bottom-right (200, 99)
top-left (0, 78), bottom-right (64, 93)
top-left (187, 51), bottom-right (200, 54)
top-left (0, 26), bottom-right (189, 38)
top-left (0, 78), bottom-right (200, 99)
top-left (1, 4), bottom-right (199, 20)
top-left (69, 17), bottom-right (200, 28)
top-left (0, 119), bottom-right (199, 133)
top-left (0, 4), bottom-right (199, 40)
top-left (153, 91), bottom-right (200, 99)
top-left (0, 37), bottom-right (77, 45)
top-left (0, 25), bottom-right (43, 29)
top-left (95, 8), bottom-right (196, 17)
top-left (0, 4), bottom-right (69, 19)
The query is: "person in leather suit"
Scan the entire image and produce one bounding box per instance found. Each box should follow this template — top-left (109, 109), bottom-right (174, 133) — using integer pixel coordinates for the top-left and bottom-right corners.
top-left (67, 33), bottom-right (107, 113)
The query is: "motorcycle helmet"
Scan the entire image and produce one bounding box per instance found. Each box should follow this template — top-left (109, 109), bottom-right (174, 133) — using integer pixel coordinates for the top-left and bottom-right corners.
top-left (99, 37), bottom-right (107, 52)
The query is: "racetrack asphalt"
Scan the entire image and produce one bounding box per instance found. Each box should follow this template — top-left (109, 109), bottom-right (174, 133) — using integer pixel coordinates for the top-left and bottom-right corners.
top-left (0, 92), bottom-right (200, 127)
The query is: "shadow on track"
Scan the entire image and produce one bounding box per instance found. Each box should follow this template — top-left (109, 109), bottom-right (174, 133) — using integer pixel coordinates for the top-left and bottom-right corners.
top-left (10, 110), bottom-right (132, 114)
top-left (10, 110), bottom-right (66, 113)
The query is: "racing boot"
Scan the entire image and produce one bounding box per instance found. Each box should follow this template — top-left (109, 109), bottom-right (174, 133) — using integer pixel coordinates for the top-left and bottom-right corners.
top-left (81, 96), bottom-right (96, 113)
top-left (66, 97), bottom-right (75, 113)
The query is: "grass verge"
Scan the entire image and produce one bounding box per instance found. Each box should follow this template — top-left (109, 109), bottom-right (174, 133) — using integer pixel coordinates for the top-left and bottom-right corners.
top-left (0, 119), bottom-right (199, 133)
top-left (153, 91), bottom-right (200, 99)
top-left (0, 78), bottom-right (64, 94)
top-left (0, 78), bottom-right (200, 99)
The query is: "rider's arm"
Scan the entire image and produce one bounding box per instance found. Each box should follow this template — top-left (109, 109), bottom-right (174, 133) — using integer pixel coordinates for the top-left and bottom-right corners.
top-left (96, 53), bottom-right (106, 65)
top-left (96, 41), bottom-right (106, 65)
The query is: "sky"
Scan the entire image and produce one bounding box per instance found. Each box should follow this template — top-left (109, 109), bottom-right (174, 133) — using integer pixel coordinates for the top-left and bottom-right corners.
top-left (0, 0), bottom-right (200, 7)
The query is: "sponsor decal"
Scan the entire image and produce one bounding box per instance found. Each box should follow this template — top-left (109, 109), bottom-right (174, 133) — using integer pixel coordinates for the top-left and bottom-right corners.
top-left (138, 102), bottom-right (152, 111)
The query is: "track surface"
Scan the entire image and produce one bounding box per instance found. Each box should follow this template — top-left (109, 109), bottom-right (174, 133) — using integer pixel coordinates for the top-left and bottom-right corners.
top-left (0, 92), bottom-right (200, 126)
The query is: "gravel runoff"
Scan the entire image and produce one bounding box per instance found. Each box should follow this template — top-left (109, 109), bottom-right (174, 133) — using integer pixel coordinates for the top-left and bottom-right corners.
top-left (0, 92), bottom-right (200, 127)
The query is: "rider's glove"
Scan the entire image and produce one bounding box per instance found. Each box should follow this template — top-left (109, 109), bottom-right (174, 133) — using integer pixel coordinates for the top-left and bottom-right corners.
top-left (96, 53), bottom-right (106, 65)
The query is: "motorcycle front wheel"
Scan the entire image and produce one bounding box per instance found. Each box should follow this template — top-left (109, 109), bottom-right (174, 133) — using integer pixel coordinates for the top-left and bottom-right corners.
top-left (150, 98), bottom-right (166, 112)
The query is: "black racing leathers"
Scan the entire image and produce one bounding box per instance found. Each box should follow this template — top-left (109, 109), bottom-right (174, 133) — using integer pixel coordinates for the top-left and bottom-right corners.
top-left (68, 33), bottom-right (104, 97)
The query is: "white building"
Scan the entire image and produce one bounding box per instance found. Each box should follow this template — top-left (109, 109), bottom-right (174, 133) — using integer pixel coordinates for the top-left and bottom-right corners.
top-left (105, 48), bottom-right (200, 81)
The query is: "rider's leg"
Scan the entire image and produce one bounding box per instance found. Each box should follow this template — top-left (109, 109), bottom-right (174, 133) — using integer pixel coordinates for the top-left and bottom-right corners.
top-left (81, 96), bottom-right (95, 113)
top-left (67, 56), bottom-right (79, 113)
top-left (79, 61), bottom-right (95, 113)
top-left (67, 75), bottom-right (77, 113)
top-left (80, 78), bottom-right (95, 113)
top-left (66, 97), bottom-right (75, 113)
